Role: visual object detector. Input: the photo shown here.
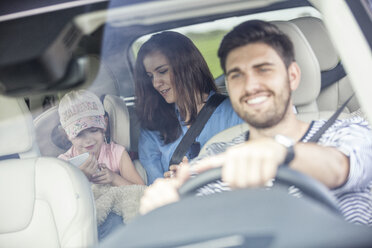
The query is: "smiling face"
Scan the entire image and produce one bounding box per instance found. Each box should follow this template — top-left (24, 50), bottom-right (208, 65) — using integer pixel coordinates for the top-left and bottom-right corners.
top-left (70, 127), bottom-right (105, 156)
top-left (225, 42), bottom-right (299, 129)
top-left (143, 50), bottom-right (176, 104)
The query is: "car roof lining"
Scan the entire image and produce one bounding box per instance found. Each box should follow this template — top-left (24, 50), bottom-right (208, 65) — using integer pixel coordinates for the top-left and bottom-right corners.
top-left (0, 0), bottom-right (313, 96)
top-left (76, 0), bottom-right (311, 35)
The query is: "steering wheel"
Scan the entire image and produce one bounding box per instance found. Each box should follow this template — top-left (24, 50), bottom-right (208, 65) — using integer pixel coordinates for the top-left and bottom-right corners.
top-left (178, 166), bottom-right (341, 214)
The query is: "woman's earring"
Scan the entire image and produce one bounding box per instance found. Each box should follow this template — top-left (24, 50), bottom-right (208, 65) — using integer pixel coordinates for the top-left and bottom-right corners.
top-left (104, 135), bottom-right (108, 144)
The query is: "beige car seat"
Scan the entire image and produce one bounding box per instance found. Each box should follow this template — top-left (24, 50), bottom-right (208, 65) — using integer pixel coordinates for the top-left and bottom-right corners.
top-left (200, 20), bottom-right (351, 155)
top-left (0, 95), bottom-right (98, 247)
top-left (102, 94), bottom-right (147, 184)
top-left (33, 94), bottom-right (147, 184)
top-left (291, 16), bottom-right (359, 114)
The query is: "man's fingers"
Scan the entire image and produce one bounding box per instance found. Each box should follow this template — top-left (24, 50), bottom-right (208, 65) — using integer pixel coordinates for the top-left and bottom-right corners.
top-left (176, 165), bottom-right (192, 185)
top-left (261, 157), bottom-right (277, 185)
top-left (192, 154), bottom-right (225, 174)
top-left (244, 156), bottom-right (261, 187)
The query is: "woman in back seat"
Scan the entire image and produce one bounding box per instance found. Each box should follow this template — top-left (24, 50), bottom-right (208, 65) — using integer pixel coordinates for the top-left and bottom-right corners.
top-left (134, 31), bottom-right (243, 185)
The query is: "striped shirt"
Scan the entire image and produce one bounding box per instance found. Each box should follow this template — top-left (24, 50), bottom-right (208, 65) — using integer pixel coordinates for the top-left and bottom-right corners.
top-left (192, 116), bottom-right (372, 226)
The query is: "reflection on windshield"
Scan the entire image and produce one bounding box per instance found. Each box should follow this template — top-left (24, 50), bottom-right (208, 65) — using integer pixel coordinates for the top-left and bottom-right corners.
top-left (362, 0), bottom-right (372, 21)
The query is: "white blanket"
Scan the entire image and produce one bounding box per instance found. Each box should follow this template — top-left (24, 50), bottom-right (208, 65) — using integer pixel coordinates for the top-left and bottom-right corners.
top-left (92, 184), bottom-right (147, 225)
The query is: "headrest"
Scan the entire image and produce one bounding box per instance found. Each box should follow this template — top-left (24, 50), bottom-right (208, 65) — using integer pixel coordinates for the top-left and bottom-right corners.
top-left (34, 106), bottom-right (68, 157)
top-left (34, 94), bottom-right (131, 157)
top-left (271, 21), bottom-right (321, 107)
top-left (0, 160), bottom-right (35, 232)
top-left (103, 95), bottom-right (131, 150)
top-left (291, 17), bottom-right (339, 71)
top-left (0, 96), bottom-right (40, 158)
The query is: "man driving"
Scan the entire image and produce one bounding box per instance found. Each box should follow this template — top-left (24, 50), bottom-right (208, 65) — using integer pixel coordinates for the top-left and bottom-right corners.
top-left (139, 20), bottom-right (372, 226)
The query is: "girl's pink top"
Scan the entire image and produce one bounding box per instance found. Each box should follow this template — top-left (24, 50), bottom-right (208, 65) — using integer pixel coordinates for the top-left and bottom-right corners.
top-left (58, 142), bottom-right (125, 173)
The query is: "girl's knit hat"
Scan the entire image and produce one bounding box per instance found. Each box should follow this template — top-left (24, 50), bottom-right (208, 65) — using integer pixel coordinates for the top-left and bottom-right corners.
top-left (58, 90), bottom-right (106, 139)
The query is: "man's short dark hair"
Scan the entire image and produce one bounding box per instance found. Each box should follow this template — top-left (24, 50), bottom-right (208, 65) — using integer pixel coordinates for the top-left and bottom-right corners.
top-left (218, 20), bottom-right (295, 73)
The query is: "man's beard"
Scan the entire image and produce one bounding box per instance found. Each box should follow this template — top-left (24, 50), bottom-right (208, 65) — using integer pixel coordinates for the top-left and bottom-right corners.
top-left (234, 81), bottom-right (291, 129)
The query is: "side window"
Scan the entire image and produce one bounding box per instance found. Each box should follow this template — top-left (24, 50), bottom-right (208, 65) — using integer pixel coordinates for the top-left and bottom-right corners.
top-left (131, 26), bottom-right (225, 79)
top-left (131, 6), bottom-right (321, 80)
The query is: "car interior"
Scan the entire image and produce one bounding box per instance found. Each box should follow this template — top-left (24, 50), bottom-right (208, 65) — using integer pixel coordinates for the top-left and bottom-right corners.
top-left (32, 14), bottom-right (363, 159)
top-left (29, 12), bottom-right (362, 163)
top-left (1, 0), bottom-right (372, 247)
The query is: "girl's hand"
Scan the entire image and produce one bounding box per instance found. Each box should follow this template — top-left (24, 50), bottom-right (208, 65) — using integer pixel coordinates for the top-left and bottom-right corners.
top-left (79, 153), bottom-right (99, 181)
top-left (91, 163), bottom-right (116, 185)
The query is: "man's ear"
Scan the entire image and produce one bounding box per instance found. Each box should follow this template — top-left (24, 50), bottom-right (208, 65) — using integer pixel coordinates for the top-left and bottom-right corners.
top-left (288, 62), bottom-right (301, 91)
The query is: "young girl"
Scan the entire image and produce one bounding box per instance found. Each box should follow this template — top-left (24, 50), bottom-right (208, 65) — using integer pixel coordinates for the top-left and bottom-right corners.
top-left (57, 90), bottom-right (144, 241)
top-left (58, 90), bottom-right (144, 187)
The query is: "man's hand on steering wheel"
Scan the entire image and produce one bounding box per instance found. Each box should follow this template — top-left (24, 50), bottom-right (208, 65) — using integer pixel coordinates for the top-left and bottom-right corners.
top-left (192, 137), bottom-right (287, 188)
top-left (140, 138), bottom-right (287, 214)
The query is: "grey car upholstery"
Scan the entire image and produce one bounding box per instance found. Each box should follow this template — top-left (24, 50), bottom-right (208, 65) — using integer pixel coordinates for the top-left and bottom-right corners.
top-left (0, 96), bottom-right (98, 247)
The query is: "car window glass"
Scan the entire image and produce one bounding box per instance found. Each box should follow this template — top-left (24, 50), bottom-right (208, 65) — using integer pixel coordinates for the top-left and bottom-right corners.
top-left (131, 6), bottom-right (321, 78)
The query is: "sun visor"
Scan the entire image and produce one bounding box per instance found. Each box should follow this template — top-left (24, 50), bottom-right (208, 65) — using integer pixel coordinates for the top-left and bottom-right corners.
top-left (0, 21), bottom-right (86, 96)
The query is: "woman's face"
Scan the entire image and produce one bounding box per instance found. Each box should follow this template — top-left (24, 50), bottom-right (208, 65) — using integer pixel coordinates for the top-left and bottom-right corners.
top-left (143, 50), bottom-right (176, 104)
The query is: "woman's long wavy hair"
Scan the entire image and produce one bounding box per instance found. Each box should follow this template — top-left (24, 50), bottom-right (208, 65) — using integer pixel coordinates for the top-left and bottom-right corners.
top-left (135, 31), bottom-right (217, 144)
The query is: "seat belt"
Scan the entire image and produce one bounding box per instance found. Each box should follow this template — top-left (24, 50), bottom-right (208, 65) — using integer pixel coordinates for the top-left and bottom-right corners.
top-left (320, 62), bottom-right (346, 90)
top-left (169, 93), bottom-right (227, 167)
top-left (308, 94), bottom-right (354, 143)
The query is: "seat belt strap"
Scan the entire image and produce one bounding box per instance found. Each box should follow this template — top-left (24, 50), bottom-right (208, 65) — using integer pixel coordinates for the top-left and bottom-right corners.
top-left (169, 93), bottom-right (227, 167)
top-left (308, 94), bottom-right (354, 143)
top-left (320, 62), bottom-right (346, 90)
